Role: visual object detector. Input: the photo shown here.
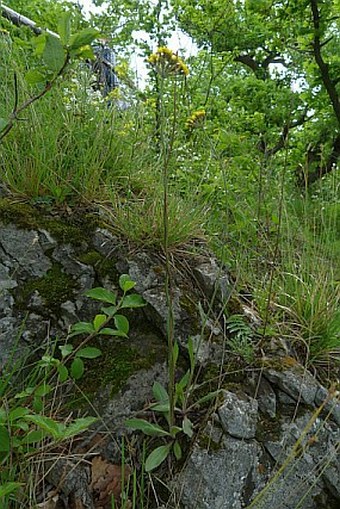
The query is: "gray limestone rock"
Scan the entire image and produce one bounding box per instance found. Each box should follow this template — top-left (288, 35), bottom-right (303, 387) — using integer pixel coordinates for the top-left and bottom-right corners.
top-left (193, 257), bottom-right (231, 303)
top-left (256, 376), bottom-right (277, 418)
top-left (218, 390), bottom-right (258, 439)
top-left (265, 367), bottom-right (320, 405)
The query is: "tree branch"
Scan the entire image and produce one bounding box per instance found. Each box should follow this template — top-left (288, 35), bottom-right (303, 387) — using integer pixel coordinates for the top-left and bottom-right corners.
top-left (310, 0), bottom-right (340, 125)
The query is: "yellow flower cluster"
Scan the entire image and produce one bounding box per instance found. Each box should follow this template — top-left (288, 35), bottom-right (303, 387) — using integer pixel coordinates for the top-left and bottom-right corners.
top-left (185, 109), bottom-right (206, 130)
top-left (148, 47), bottom-right (189, 78)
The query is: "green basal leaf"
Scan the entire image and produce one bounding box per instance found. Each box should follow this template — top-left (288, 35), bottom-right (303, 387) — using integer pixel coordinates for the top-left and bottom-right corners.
top-left (64, 417), bottom-right (97, 438)
top-left (173, 440), bottom-right (182, 460)
top-left (145, 444), bottom-right (171, 472)
top-left (57, 11), bottom-right (71, 46)
top-left (23, 415), bottom-right (62, 440)
top-left (182, 416), bottom-right (193, 438)
top-left (21, 429), bottom-right (46, 445)
top-left (93, 313), bottom-right (107, 331)
top-left (152, 381), bottom-right (169, 403)
top-left (119, 274), bottom-right (136, 292)
top-left (76, 347), bottom-right (102, 359)
top-left (69, 28), bottom-right (99, 51)
top-left (120, 294), bottom-right (146, 309)
top-left (70, 358), bottom-right (84, 380)
top-left (125, 418), bottom-right (170, 437)
top-left (84, 287), bottom-right (117, 305)
top-left (8, 407), bottom-right (30, 422)
top-left (114, 314), bottom-right (129, 335)
top-left (150, 402), bottom-right (170, 413)
top-left (43, 34), bottom-right (65, 72)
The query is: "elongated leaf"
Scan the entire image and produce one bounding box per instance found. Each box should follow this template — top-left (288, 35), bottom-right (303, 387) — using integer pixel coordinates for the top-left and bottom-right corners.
top-left (119, 274), bottom-right (136, 292)
top-left (93, 314), bottom-right (107, 331)
top-left (24, 415), bottom-right (61, 439)
top-left (114, 315), bottom-right (129, 335)
top-left (121, 294), bottom-right (145, 309)
top-left (145, 444), bottom-right (171, 472)
top-left (8, 407), bottom-right (30, 422)
top-left (76, 347), bottom-right (102, 359)
top-left (173, 440), bottom-right (182, 460)
top-left (43, 34), bottom-right (65, 71)
top-left (100, 327), bottom-right (127, 337)
top-left (57, 11), bottom-right (71, 45)
top-left (125, 418), bottom-right (170, 437)
top-left (0, 426), bottom-right (10, 452)
top-left (182, 416), bottom-right (193, 438)
top-left (69, 321), bottom-right (95, 337)
top-left (85, 287), bottom-right (117, 305)
top-left (71, 358), bottom-right (84, 380)
top-left (64, 417), bottom-right (97, 438)
top-left (152, 382), bottom-right (169, 403)
top-left (0, 482), bottom-right (23, 498)
top-left (188, 336), bottom-right (195, 370)
top-left (69, 28), bottom-right (99, 50)
top-left (191, 389), bottom-right (222, 408)
top-left (149, 402), bottom-right (170, 413)
top-left (172, 341), bottom-right (179, 365)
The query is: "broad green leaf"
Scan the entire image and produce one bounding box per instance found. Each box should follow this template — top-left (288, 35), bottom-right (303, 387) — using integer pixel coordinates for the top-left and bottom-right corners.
top-left (8, 407), bottom-right (30, 422)
top-left (100, 327), bottom-right (127, 337)
top-left (0, 426), bottom-right (10, 452)
top-left (76, 347), bottom-right (102, 359)
top-left (149, 402), bottom-right (170, 413)
top-left (145, 444), bottom-right (171, 472)
top-left (102, 305), bottom-right (117, 317)
top-left (32, 33), bottom-right (47, 56)
top-left (85, 287), bottom-right (117, 305)
top-left (173, 440), bottom-right (182, 460)
top-left (43, 34), bottom-right (65, 72)
top-left (25, 70), bottom-right (45, 85)
top-left (69, 321), bottom-right (95, 337)
top-left (182, 416), bottom-right (193, 438)
top-left (125, 418), bottom-right (170, 437)
top-left (71, 358), bottom-right (84, 380)
top-left (57, 11), bottom-right (71, 45)
top-left (69, 28), bottom-right (99, 51)
top-left (0, 118), bottom-right (8, 131)
top-left (35, 383), bottom-right (52, 397)
top-left (119, 274), bottom-right (136, 292)
top-left (64, 417), bottom-right (97, 438)
top-left (23, 415), bottom-right (61, 439)
top-left (0, 482), bottom-right (23, 498)
top-left (93, 314), bottom-right (107, 331)
top-left (121, 294), bottom-right (146, 309)
top-left (152, 381), bottom-right (169, 403)
top-left (114, 314), bottom-right (129, 334)
top-left (57, 364), bottom-right (69, 382)
top-left (59, 344), bottom-right (73, 357)
top-left (21, 429), bottom-right (46, 444)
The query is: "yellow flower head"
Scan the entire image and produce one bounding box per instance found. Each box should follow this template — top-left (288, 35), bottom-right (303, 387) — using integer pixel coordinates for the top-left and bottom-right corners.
top-left (148, 47), bottom-right (189, 78)
top-left (185, 109), bottom-right (206, 130)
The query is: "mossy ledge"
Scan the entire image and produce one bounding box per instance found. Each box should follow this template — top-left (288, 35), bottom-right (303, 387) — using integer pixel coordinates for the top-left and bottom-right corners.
top-left (0, 197), bottom-right (99, 244)
top-left (16, 263), bottom-right (77, 316)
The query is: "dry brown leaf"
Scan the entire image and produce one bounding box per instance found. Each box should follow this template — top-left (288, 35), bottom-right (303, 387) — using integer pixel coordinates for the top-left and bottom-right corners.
top-left (91, 456), bottom-right (131, 509)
